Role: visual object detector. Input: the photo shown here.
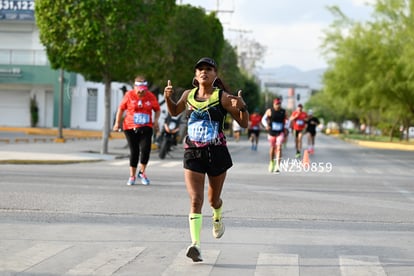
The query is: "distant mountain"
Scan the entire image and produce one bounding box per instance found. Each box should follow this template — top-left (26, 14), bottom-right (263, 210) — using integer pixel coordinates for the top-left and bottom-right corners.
top-left (256, 65), bottom-right (326, 90)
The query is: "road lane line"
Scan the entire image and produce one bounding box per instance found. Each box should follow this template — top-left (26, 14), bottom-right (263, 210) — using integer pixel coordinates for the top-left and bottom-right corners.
top-left (340, 255), bottom-right (386, 276)
top-left (162, 248), bottom-right (219, 276)
top-left (64, 246), bottom-right (145, 276)
top-left (0, 243), bottom-right (71, 272)
top-left (255, 253), bottom-right (299, 276)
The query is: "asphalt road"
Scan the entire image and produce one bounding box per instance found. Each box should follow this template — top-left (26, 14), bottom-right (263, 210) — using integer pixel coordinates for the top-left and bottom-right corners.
top-left (0, 134), bottom-right (413, 275)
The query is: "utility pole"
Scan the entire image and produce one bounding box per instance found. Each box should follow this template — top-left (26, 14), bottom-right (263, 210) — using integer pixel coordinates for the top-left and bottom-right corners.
top-left (227, 28), bottom-right (253, 48)
top-left (177, 0), bottom-right (234, 23)
top-left (213, 0), bottom-right (234, 14)
top-left (227, 28), bottom-right (253, 71)
top-left (205, 0), bottom-right (234, 25)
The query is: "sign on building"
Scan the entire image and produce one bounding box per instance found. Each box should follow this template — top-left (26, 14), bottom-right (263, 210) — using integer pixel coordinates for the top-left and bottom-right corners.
top-left (0, 0), bottom-right (34, 21)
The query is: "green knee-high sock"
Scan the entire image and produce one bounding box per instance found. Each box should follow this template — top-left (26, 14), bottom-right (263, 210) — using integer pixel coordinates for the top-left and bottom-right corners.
top-left (189, 213), bottom-right (202, 246)
top-left (212, 205), bottom-right (222, 221)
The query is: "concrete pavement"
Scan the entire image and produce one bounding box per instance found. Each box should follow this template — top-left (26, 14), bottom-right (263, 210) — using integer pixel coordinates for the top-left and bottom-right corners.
top-left (0, 127), bottom-right (413, 164)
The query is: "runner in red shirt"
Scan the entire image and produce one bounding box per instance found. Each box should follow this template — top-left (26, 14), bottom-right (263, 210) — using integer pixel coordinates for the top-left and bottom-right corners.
top-left (290, 104), bottom-right (307, 158)
top-left (248, 109), bottom-right (262, 151)
top-left (113, 75), bottom-right (160, 185)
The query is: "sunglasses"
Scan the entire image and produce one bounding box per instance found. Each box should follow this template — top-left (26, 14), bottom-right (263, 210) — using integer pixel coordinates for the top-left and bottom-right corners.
top-left (135, 81), bottom-right (148, 86)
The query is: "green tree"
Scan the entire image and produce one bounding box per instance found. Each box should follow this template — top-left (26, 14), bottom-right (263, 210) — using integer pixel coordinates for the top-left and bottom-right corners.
top-left (321, 1), bottom-right (414, 138)
top-left (218, 40), bottom-right (244, 92)
top-left (158, 4), bottom-right (224, 90)
top-left (156, 5), bottom-right (257, 107)
top-left (240, 76), bottom-right (261, 113)
top-left (216, 41), bottom-right (261, 111)
top-left (35, 0), bottom-right (175, 153)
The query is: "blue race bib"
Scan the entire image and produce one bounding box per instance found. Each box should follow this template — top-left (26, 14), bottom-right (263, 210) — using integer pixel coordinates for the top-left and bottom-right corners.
top-left (271, 122), bottom-right (283, 131)
top-left (188, 120), bottom-right (219, 143)
top-left (133, 113), bottom-right (150, 125)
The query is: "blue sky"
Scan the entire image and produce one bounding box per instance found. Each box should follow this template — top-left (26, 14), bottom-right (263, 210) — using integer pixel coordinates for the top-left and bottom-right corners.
top-left (177, 0), bottom-right (376, 70)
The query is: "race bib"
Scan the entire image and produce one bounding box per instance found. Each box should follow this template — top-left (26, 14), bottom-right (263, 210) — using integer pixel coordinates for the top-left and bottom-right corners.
top-left (271, 122), bottom-right (283, 131)
top-left (133, 113), bottom-right (150, 125)
top-left (188, 120), bottom-right (219, 143)
top-left (296, 119), bottom-right (304, 126)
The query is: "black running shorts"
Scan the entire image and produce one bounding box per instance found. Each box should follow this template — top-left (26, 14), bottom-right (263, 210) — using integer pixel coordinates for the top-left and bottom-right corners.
top-left (184, 146), bottom-right (233, 176)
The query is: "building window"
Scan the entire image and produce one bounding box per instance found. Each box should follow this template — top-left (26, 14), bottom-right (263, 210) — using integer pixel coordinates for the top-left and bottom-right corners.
top-left (86, 88), bottom-right (98, 122)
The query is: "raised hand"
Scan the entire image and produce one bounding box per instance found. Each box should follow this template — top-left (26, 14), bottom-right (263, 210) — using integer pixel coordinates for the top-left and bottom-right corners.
top-left (164, 80), bottom-right (173, 98)
top-left (227, 90), bottom-right (247, 111)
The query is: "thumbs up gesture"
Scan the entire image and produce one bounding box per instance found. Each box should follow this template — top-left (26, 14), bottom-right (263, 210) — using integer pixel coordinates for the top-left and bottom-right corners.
top-left (164, 80), bottom-right (173, 98)
top-left (227, 90), bottom-right (247, 111)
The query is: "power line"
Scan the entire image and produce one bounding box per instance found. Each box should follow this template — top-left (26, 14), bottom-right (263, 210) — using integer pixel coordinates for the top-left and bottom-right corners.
top-left (227, 28), bottom-right (252, 34)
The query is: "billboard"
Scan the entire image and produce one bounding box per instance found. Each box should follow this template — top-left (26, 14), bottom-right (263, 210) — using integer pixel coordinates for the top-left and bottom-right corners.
top-left (0, 0), bottom-right (34, 21)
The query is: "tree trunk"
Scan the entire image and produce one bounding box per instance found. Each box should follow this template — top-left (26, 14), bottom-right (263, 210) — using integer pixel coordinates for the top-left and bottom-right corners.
top-left (101, 78), bottom-right (112, 154)
top-left (389, 115), bottom-right (400, 142)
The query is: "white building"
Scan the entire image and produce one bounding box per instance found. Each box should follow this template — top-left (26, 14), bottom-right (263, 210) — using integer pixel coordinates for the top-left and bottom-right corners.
top-left (0, 1), bottom-right (133, 130)
top-left (69, 76), bottom-right (127, 130)
top-left (256, 66), bottom-right (324, 111)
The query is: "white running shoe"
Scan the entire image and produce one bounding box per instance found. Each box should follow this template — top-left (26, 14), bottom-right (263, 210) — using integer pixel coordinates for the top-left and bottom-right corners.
top-left (212, 219), bottom-right (225, 239)
top-left (137, 171), bottom-right (150, 185)
top-left (126, 177), bottom-right (135, 186)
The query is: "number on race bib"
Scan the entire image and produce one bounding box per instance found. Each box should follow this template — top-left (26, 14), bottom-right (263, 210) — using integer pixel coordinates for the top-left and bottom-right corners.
top-left (188, 120), bottom-right (219, 143)
top-left (271, 122), bottom-right (283, 131)
top-left (133, 113), bottom-right (150, 125)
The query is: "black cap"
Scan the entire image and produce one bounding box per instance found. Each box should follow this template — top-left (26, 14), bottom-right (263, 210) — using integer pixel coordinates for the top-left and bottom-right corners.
top-left (195, 57), bottom-right (217, 69)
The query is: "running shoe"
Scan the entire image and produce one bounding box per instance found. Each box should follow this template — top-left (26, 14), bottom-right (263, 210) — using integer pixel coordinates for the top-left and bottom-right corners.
top-left (212, 218), bottom-right (225, 239)
top-left (274, 163), bottom-right (280, 174)
top-left (186, 243), bottom-right (203, 262)
top-left (137, 171), bottom-right (150, 185)
top-left (268, 160), bottom-right (275, 172)
top-left (126, 177), bottom-right (135, 186)
top-left (295, 152), bottom-right (301, 159)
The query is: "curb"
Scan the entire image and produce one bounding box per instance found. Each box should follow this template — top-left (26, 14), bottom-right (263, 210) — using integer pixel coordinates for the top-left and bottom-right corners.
top-left (0, 127), bottom-right (125, 144)
top-left (0, 159), bottom-right (103, 165)
top-left (344, 138), bottom-right (414, 151)
top-left (0, 126), bottom-right (123, 136)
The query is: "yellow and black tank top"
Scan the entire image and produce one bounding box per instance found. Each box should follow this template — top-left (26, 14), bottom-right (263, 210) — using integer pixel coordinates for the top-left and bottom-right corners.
top-left (185, 87), bottom-right (227, 148)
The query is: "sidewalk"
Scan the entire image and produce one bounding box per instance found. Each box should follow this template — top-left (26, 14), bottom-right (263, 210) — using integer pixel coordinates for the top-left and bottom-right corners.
top-left (0, 127), bottom-right (128, 164)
